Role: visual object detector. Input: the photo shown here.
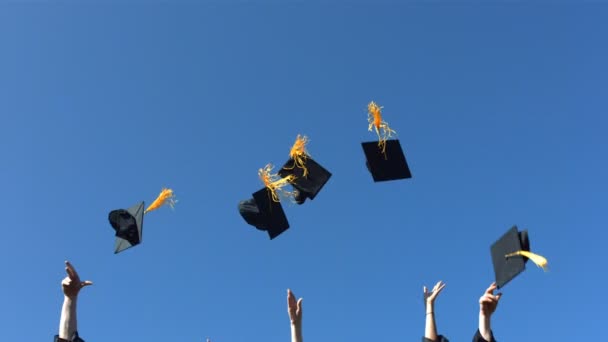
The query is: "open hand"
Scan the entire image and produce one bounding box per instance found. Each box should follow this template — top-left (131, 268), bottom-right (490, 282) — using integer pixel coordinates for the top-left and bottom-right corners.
top-left (423, 281), bottom-right (446, 306)
top-left (287, 289), bottom-right (303, 325)
top-left (62, 261), bottom-right (93, 299)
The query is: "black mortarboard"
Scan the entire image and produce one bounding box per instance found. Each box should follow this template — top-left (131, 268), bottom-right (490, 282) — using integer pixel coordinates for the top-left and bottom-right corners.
top-left (238, 188), bottom-right (290, 239)
top-left (278, 157), bottom-right (332, 204)
top-left (362, 139), bottom-right (412, 182)
top-left (491, 226), bottom-right (535, 289)
top-left (108, 201), bottom-right (144, 254)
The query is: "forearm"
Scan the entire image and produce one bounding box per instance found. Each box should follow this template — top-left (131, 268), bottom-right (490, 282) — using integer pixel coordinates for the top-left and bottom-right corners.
top-left (478, 313), bottom-right (492, 342)
top-left (424, 303), bottom-right (437, 340)
top-left (59, 297), bottom-right (77, 340)
top-left (290, 322), bottom-right (303, 342)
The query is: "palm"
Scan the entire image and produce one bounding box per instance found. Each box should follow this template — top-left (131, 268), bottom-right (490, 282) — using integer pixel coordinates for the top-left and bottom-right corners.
top-left (287, 289), bottom-right (303, 324)
top-left (423, 281), bottom-right (446, 305)
top-left (62, 261), bottom-right (92, 298)
top-left (479, 283), bottom-right (501, 316)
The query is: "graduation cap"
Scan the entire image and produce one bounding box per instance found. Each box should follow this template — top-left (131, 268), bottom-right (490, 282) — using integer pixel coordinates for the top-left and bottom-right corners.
top-left (108, 202), bottom-right (144, 253)
top-left (239, 188), bottom-right (290, 239)
top-left (278, 135), bottom-right (332, 204)
top-left (238, 164), bottom-right (293, 239)
top-left (108, 188), bottom-right (176, 254)
top-left (362, 101), bottom-right (412, 182)
top-left (490, 225), bottom-right (548, 288)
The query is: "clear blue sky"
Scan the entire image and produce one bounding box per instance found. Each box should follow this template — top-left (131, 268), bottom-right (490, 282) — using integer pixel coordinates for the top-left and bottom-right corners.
top-left (1, 2), bottom-right (606, 341)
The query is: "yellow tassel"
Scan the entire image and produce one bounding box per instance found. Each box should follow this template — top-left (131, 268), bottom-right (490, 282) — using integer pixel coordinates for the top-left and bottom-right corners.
top-left (287, 134), bottom-right (310, 177)
top-left (505, 250), bottom-right (549, 271)
top-left (367, 101), bottom-right (396, 158)
top-left (145, 188), bottom-right (177, 213)
top-left (259, 164), bottom-right (296, 202)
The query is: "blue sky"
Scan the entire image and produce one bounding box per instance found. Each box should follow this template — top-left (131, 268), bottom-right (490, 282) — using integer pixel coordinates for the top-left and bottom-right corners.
top-left (1, 2), bottom-right (606, 341)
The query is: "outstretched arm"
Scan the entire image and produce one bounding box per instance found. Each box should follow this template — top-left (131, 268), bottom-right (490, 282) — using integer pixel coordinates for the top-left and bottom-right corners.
top-left (287, 289), bottom-right (303, 342)
top-left (475, 282), bottom-right (501, 342)
top-left (58, 261), bottom-right (92, 341)
top-left (423, 281), bottom-right (446, 342)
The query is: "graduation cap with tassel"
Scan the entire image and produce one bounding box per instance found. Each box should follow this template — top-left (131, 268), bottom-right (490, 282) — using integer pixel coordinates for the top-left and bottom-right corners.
top-left (108, 188), bottom-right (177, 254)
top-left (238, 164), bottom-right (296, 240)
top-left (490, 225), bottom-right (549, 288)
top-left (361, 101), bottom-right (412, 182)
top-left (279, 134), bottom-right (332, 205)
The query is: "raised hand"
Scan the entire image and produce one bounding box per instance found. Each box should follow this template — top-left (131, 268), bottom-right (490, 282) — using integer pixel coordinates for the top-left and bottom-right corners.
top-left (287, 289), bottom-right (303, 325)
top-left (423, 281), bottom-right (446, 306)
top-left (62, 261), bottom-right (93, 299)
top-left (422, 281), bottom-right (446, 341)
top-left (479, 282), bottom-right (502, 317)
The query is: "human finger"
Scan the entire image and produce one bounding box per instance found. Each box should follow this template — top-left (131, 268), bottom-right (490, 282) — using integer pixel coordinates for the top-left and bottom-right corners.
top-left (287, 289), bottom-right (296, 306)
top-left (485, 283), bottom-right (497, 295)
top-left (433, 281), bottom-right (443, 292)
top-left (479, 294), bottom-right (495, 304)
top-left (65, 261), bottom-right (76, 279)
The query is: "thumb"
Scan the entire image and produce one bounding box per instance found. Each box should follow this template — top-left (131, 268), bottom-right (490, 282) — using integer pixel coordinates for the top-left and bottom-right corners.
top-left (496, 293), bottom-right (503, 301)
top-left (297, 298), bottom-right (303, 310)
top-left (81, 280), bottom-right (93, 287)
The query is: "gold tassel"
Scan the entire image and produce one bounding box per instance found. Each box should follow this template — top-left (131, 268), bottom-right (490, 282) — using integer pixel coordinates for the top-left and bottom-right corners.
top-left (259, 164), bottom-right (296, 202)
top-left (287, 134), bottom-right (310, 177)
top-left (145, 188), bottom-right (177, 213)
top-left (367, 101), bottom-right (396, 157)
top-left (505, 250), bottom-right (549, 271)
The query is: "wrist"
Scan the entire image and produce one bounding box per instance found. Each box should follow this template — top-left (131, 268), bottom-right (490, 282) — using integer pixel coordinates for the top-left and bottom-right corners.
top-left (479, 311), bottom-right (491, 320)
top-left (64, 294), bottom-right (78, 301)
top-left (291, 321), bottom-right (302, 335)
top-left (62, 296), bottom-right (77, 308)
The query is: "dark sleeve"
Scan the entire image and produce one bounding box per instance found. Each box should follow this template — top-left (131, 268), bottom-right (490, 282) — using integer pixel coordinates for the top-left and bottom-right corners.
top-left (422, 336), bottom-right (449, 342)
top-left (54, 331), bottom-right (85, 342)
top-left (473, 329), bottom-right (496, 342)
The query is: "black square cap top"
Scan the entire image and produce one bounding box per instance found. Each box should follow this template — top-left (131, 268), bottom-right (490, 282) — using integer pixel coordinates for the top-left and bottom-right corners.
top-left (278, 157), bottom-right (331, 203)
top-left (490, 225), bottom-right (531, 289)
top-left (108, 201), bottom-right (144, 254)
top-left (362, 139), bottom-right (412, 182)
top-left (238, 188), bottom-right (290, 240)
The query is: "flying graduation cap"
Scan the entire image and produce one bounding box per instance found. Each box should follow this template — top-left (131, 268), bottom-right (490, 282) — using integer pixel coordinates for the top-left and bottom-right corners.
top-left (278, 134), bottom-right (332, 205)
top-left (108, 188), bottom-right (177, 254)
top-left (490, 225), bottom-right (549, 288)
top-left (238, 164), bottom-right (295, 239)
top-left (361, 101), bottom-right (412, 182)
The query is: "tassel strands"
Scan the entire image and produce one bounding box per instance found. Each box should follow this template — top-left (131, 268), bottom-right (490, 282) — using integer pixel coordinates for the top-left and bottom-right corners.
top-left (367, 101), bottom-right (396, 158)
top-left (286, 134), bottom-right (310, 177)
top-left (145, 188), bottom-right (177, 214)
top-left (505, 250), bottom-right (549, 271)
top-left (259, 164), bottom-right (296, 203)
